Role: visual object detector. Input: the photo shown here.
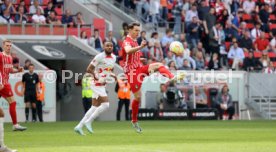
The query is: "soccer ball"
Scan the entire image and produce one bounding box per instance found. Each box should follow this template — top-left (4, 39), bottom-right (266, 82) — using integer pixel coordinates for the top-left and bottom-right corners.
top-left (169, 41), bottom-right (184, 56)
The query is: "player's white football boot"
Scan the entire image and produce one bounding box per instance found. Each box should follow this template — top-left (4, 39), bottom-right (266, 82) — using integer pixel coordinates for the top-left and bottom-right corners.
top-left (74, 127), bottom-right (85, 136)
top-left (0, 146), bottom-right (17, 152)
top-left (131, 122), bottom-right (142, 133)
top-left (84, 123), bottom-right (94, 134)
top-left (12, 124), bottom-right (27, 131)
top-left (169, 71), bottom-right (186, 83)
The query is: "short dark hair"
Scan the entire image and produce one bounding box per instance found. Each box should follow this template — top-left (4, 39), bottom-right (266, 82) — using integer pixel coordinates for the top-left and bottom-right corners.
top-left (128, 22), bottom-right (140, 30)
top-left (29, 63), bottom-right (34, 67)
top-left (151, 32), bottom-right (158, 38)
top-left (94, 29), bottom-right (99, 32)
top-left (140, 31), bottom-right (146, 35)
top-left (165, 29), bottom-right (172, 34)
top-left (104, 40), bottom-right (113, 45)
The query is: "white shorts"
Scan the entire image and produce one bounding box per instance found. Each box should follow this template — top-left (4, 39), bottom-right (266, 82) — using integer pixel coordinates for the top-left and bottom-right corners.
top-left (91, 85), bottom-right (107, 99)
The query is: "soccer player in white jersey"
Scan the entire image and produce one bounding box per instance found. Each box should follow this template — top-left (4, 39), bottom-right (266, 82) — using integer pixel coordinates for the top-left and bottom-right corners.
top-left (74, 41), bottom-right (117, 135)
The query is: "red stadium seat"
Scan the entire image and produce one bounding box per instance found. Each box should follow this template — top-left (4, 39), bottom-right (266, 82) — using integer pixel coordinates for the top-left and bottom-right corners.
top-left (254, 52), bottom-right (262, 58)
top-left (265, 33), bottom-right (270, 39)
top-left (246, 23), bottom-right (254, 29)
top-left (268, 52), bottom-right (276, 58)
top-left (274, 62), bottom-right (276, 67)
top-left (55, 7), bottom-right (63, 16)
top-left (225, 42), bottom-right (231, 52)
top-left (270, 24), bottom-right (276, 30)
top-left (244, 52), bottom-right (249, 57)
top-left (270, 15), bottom-right (276, 21)
top-left (93, 18), bottom-right (106, 40)
top-left (242, 14), bottom-right (252, 21)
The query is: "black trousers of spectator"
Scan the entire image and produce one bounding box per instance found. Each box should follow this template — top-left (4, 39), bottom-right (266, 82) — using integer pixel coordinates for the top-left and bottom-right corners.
top-left (210, 45), bottom-right (220, 56)
top-left (82, 97), bottom-right (92, 114)
top-left (216, 104), bottom-right (235, 120)
top-left (116, 99), bottom-right (130, 121)
top-left (36, 101), bottom-right (43, 122)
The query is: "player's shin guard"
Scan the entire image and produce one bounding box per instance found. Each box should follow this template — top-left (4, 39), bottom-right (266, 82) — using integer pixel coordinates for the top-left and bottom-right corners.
top-left (158, 66), bottom-right (174, 79)
top-left (85, 102), bottom-right (109, 124)
top-left (131, 100), bottom-right (139, 123)
top-left (9, 102), bottom-right (17, 125)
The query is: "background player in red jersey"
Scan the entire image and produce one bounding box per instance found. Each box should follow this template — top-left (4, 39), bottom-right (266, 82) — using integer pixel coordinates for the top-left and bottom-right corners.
top-left (0, 40), bottom-right (27, 131)
top-left (122, 22), bottom-right (185, 133)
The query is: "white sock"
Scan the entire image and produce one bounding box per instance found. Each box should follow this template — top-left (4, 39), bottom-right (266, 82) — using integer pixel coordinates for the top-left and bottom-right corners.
top-left (85, 102), bottom-right (109, 124)
top-left (76, 106), bottom-right (97, 128)
top-left (0, 118), bottom-right (4, 147)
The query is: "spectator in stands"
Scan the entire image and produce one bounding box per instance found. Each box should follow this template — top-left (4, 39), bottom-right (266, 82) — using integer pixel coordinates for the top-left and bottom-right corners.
top-left (0, 8), bottom-right (14, 23)
top-left (243, 0), bottom-right (256, 14)
top-left (188, 16), bottom-right (200, 49)
top-left (270, 33), bottom-right (276, 52)
top-left (203, 8), bottom-right (216, 35)
top-left (23, 59), bottom-right (31, 70)
top-left (165, 51), bottom-right (176, 66)
top-left (216, 84), bottom-right (235, 120)
top-left (44, 1), bottom-right (55, 18)
top-left (89, 29), bottom-right (103, 52)
top-left (15, 6), bottom-right (28, 23)
top-left (251, 23), bottom-right (262, 42)
top-left (149, 32), bottom-right (161, 47)
top-left (12, 57), bottom-right (20, 71)
top-left (208, 53), bottom-right (221, 70)
top-left (137, 30), bottom-right (149, 58)
top-left (190, 87), bottom-right (208, 109)
top-left (0, 0), bottom-right (16, 15)
top-left (179, 59), bottom-right (192, 70)
top-left (228, 39), bottom-right (245, 70)
top-left (172, 1), bottom-right (184, 35)
top-left (197, 0), bottom-right (210, 21)
top-left (254, 32), bottom-right (269, 52)
top-left (259, 51), bottom-right (270, 68)
top-left (149, 41), bottom-right (163, 62)
top-left (160, 0), bottom-right (168, 26)
top-left (259, 3), bottom-right (270, 32)
top-left (31, 0), bottom-right (43, 5)
top-left (263, 61), bottom-right (275, 73)
top-left (105, 31), bottom-right (119, 55)
top-left (243, 51), bottom-right (263, 71)
top-left (16, 0), bottom-right (28, 14)
top-left (239, 30), bottom-right (254, 52)
top-left (32, 8), bottom-right (46, 24)
top-left (161, 29), bottom-right (174, 57)
top-left (120, 22), bottom-right (128, 38)
top-left (149, 0), bottom-right (159, 29)
top-left (61, 9), bottom-right (74, 27)
top-left (209, 22), bottom-right (221, 55)
top-left (192, 42), bottom-right (206, 58)
top-left (74, 12), bottom-right (85, 27)
top-left (168, 61), bottom-right (177, 71)
top-left (195, 51), bottom-right (205, 70)
top-left (29, 0), bottom-right (44, 14)
top-left (185, 4), bottom-right (198, 28)
top-left (79, 30), bottom-right (89, 45)
top-left (47, 11), bottom-right (61, 25)
top-left (157, 83), bottom-right (167, 110)
top-left (224, 20), bottom-right (239, 42)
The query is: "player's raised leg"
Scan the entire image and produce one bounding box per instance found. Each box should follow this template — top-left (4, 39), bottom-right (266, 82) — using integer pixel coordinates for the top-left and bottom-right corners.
top-left (0, 108), bottom-right (17, 152)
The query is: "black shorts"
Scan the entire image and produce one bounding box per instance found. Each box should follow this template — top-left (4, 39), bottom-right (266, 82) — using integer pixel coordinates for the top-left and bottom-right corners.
top-left (24, 92), bottom-right (37, 103)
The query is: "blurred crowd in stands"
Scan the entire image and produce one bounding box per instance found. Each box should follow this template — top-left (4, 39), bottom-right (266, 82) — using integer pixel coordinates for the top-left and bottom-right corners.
top-left (111, 0), bottom-right (276, 74)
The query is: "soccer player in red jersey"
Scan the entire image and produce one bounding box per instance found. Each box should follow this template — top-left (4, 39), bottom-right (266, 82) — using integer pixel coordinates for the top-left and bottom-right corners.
top-left (0, 40), bottom-right (27, 132)
top-left (121, 22), bottom-right (185, 133)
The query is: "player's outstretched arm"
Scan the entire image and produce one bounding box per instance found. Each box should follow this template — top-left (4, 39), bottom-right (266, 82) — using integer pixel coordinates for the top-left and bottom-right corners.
top-left (124, 40), bottom-right (147, 54)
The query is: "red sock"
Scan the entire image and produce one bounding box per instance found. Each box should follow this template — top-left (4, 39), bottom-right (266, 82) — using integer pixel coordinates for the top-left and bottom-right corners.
top-left (9, 102), bottom-right (17, 125)
top-left (131, 100), bottom-right (139, 123)
top-left (158, 66), bottom-right (174, 79)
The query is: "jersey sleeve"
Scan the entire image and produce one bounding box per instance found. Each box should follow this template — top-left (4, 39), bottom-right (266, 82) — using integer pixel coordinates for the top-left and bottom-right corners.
top-left (90, 54), bottom-right (101, 67)
top-left (122, 40), bottom-right (131, 50)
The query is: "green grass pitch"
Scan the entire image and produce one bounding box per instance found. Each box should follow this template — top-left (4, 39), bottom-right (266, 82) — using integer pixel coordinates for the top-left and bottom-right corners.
top-left (4, 121), bottom-right (276, 152)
